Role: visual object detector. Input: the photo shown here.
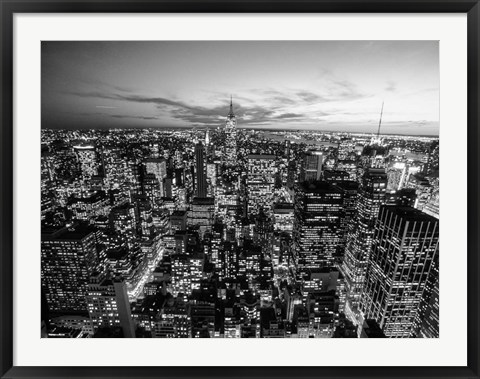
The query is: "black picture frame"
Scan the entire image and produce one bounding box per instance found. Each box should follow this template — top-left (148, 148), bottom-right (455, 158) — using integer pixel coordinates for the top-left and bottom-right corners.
top-left (1, 1), bottom-right (479, 378)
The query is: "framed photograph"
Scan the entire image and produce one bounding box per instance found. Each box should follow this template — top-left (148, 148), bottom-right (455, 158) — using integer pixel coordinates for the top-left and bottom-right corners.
top-left (1, 1), bottom-right (479, 378)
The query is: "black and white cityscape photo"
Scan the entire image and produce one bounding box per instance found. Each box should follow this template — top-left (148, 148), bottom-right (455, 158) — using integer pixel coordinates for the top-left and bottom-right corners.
top-left (41, 41), bottom-right (439, 339)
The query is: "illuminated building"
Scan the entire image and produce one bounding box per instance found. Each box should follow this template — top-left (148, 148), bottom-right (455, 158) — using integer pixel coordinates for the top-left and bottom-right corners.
top-left (301, 268), bottom-right (345, 312)
top-left (418, 276), bottom-right (439, 338)
top-left (86, 272), bottom-right (135, 338)
top-left (323, 170), bottom-right (350, 184)
top-left (154, 296), bottom-right (191, 338)
top-left (335, 180), bottom-right (359, 238)
top-left (41, 223), bottom-right (98, 313)
top-left (41, 150), bottom-right (56, 219)
top-left (144, 158), bottom-right (167, 197)
top-left (67, 190), bottom-right (110, 221)
top-left (272, 203), bottom-right (294, 235)
top-left (361, 206), bottom-right (439, 338)
top-left (271, 232), bottom-right (292, 267)
top-left (142, 173), bottom-right (162, 206)
top-left (302, 150), bottom-right (323, 182)
top-left (305, 290), bottom-right (339, 338)
top-left (110, 202), bottom-right (138, 247)
top-left (215, 181), bottom-right (240, 225)
top-left (342, 168), bottom-right (387, 313)
top-left (104, 246), bottom-right (140, 291)
top-left (224, 306), bottom-right (242, 338)
top-left (253, 210), bottom-right (273, 245)
top-left (73, 142), bottom-right (97, 181)
top-left (284, 285), bottom-right (303, 322)
top-left (293, 181), bottom-right (343, 277)
top-left (224, 97), bottom-right (237, 165)
top-left (102, 145), bottom-right (127, 190)
top-left (218, 241), bottom-right (238, 280)
top-left (171, 251), bottom-right (205, 298)
top-left (406, 174), bottom-right (433, 211)
top-left (206, 162), bottom-right (217, 196)
top-left (136, 199), bottom-right (154, 238)
top-left (171, 254), bottom-right (191, 297)
top-left (40, 125), bottom-right (441, 339)
top-left (336, 160), bottom-right (357, 181)
top-left (188, 197), bottom-right (215, 237)
top-left (387, 163), bottom-right (405, 191)
top-left (194, 142), bottom-right (208, 198)
top-left (205, 224), bottom-right (223, 274)
top-left (246, 154), bottom-right (277, 215)
top-left (385, 188), bottom-right (417, 207)
top-left (49, 315), bottom-right (93, 336)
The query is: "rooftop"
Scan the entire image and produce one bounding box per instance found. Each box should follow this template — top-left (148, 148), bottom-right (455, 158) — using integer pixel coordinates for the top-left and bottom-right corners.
top-left (41, 223), bottom-right (94, 241)
top-left (383, 205), bottom-right (439, 223)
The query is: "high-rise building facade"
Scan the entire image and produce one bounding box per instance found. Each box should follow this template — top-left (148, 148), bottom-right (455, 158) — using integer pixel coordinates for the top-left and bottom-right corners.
top-left (342, 168), bottom-right (387, 313)
top-left (247, 154), bottom-right (277, 216)
top-left (145, 158), bottom-right (167, 197)
top-left (41, 224), bottom-right (98, 313)
top-left (86, 272), bottom-right (136, 337)
top-left (194, 141), bottom-right (208, 198)
top-left (73, 143), bottom-right (97, 181)
top-left (361, 206), bottom-right (439, 338)
top-left (302, 150), bottom-right (323, 182)
top-left (293, 181), bottom-right (344, 278)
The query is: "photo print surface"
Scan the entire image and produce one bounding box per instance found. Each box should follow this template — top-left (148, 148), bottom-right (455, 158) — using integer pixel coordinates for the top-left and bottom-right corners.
top-left (40, 41), bottom-right (439, 339)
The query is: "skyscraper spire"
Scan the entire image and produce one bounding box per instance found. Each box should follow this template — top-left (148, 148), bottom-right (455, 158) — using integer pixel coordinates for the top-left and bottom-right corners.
top-left (225, 96), bottom-right (237, 165)
top-left (377, 101), bottom-right (384, 139)
top-left (228, 95), bottom-right (234, 118)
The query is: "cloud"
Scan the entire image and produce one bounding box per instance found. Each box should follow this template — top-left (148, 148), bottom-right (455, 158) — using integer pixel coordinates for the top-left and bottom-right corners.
top-left (110, 114), bottom-right (159, 121)
top-left (96, 105), bottom-right (118, 109)
top-left (66, 89), bottom-right (314, 126)
top-left (385, 81), bottom-right (396, 92)
top-left (276, 113), bottom-right (303, 119)
top-left (296, 91), bottom-right (324, 103)
top-left (64, 80), bottom-right (379, 129)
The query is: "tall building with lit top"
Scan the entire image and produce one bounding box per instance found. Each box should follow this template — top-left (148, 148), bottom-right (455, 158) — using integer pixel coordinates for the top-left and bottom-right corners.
top-left (361, 206), bottom-right (439, 338)
top-left (302, 150), bottom-right (323, 182)
top-left (342, 168), bottom-right (387, 313)
top-left (224, 97), bottom-right (237, 165)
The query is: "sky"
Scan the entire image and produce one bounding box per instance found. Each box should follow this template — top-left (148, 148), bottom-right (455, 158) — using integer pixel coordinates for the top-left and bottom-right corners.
top-left (41, 41), bottom-right (439, 135)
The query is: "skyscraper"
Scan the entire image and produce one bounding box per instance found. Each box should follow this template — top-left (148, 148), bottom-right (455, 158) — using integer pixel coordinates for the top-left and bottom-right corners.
top-left (73, 142), bottom-right (97, 181)
top-left (342, 168), bottom-right (387, 315)
top-left (246, 154), bottom-right (277, 216)
top-left (145, 158), bottom-right (167, 197)
top-left (224, 97), bottom-right (237, 165)
top-left (194, 141), bottom-right (207, 198)
top-left (41, 223), bottom-right (98, 313)
top-left (293, 181), bottom-right (344, 278)
top-left (302, 150), bottom-right (323, 182)
top-left (361, 206), bottom-right (439, 338)
top-left (86, 272), bottom-right (136, 338)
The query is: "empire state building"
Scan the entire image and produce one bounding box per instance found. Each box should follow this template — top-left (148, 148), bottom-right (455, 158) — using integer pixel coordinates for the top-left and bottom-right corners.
top-left (224, 97), bottom-right (237, 165)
